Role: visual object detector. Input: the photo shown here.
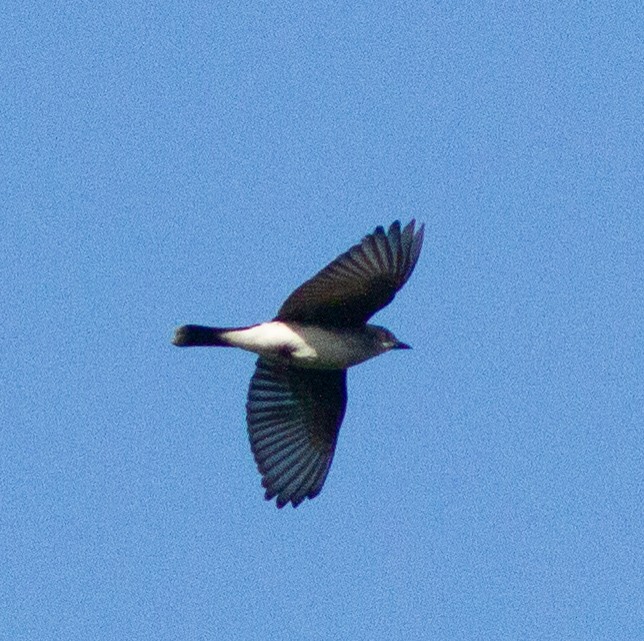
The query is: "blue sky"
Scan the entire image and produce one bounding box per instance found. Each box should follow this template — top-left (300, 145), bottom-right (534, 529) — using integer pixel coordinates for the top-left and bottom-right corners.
top-left (2, 2), bottom-right (642, 639)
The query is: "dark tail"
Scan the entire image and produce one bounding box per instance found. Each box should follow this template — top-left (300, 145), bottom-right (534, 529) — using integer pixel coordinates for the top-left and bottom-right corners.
top-left (172, 324), bottom-right (234, 347)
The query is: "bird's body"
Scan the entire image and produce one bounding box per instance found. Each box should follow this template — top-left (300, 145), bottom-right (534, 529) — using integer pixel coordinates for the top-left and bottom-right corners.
top-left (174, 321), bottom-right (407, 369)
top-left (173, 220), bottom-right (424, 508)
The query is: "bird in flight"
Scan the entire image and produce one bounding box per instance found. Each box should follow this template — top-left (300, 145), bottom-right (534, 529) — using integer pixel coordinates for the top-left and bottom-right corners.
top-left (173, 220), bottom-right (425, 508)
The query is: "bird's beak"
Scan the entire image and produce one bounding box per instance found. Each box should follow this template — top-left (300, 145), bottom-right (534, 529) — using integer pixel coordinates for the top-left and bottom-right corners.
top-left (394, 340), bottom-right (412, 350)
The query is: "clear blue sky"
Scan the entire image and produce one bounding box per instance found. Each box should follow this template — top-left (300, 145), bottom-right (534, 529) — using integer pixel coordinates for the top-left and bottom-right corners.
top-left (2, 2), bottom-right (642, 639)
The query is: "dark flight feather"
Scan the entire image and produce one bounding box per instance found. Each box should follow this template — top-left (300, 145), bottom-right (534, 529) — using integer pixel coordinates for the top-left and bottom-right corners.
top-left (275, 220), bottom-right (425, 327)
top-left (246, 358), bottom-right (347, 508)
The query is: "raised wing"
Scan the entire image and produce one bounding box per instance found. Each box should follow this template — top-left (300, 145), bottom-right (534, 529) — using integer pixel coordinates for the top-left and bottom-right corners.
top-left (275, 220), bottom-right (424, 327)
top-left (246, 358), bottom-right (347, 508)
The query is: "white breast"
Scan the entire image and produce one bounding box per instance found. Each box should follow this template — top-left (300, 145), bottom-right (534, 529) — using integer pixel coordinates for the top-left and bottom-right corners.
top-left (219, 322), bottom-right (378, 369)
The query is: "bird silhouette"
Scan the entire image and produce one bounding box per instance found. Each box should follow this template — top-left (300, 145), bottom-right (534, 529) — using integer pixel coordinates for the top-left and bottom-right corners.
top-left (173, 220), bottom-right (425, 507)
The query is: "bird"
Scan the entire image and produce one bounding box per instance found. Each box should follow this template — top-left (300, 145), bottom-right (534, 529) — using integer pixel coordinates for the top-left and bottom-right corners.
top-left (172, 220), bottom-right (425, 508)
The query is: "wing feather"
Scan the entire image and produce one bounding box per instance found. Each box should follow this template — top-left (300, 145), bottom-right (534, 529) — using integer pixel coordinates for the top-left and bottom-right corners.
top-left (246, 358), bottom-right (347, 508)
top-left (275, 220), bottom-right (425, 327)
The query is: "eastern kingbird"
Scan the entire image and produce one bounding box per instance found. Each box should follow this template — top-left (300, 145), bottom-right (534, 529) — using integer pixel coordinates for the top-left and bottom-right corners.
top-left (173, 220), bottom-right (424, 508)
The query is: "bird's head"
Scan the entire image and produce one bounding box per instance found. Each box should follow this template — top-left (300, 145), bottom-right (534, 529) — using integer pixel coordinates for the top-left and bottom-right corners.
top-left (366, 325), bottom-right (411, 354)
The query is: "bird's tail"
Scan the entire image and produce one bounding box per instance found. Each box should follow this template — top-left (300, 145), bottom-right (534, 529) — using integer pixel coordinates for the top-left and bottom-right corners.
top-left (172, 324), bottom-right (236, 347)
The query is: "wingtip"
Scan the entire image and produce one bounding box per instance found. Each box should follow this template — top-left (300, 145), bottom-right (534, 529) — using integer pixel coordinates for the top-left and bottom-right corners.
top-left (265, 489), bottom-right (303, 509)
top-left (390, 219), bottom-right (424, 236)
top-left (415, 221), bottom-right (426, 243)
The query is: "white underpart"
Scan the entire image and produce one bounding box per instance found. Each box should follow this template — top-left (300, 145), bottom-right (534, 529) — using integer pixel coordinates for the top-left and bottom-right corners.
top-left (219, 322), bottom-right (382, 369)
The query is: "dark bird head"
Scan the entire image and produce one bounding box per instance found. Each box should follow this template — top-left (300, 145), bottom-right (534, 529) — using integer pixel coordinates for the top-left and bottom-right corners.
top-left (365, 325), bottom-right (411, 354)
